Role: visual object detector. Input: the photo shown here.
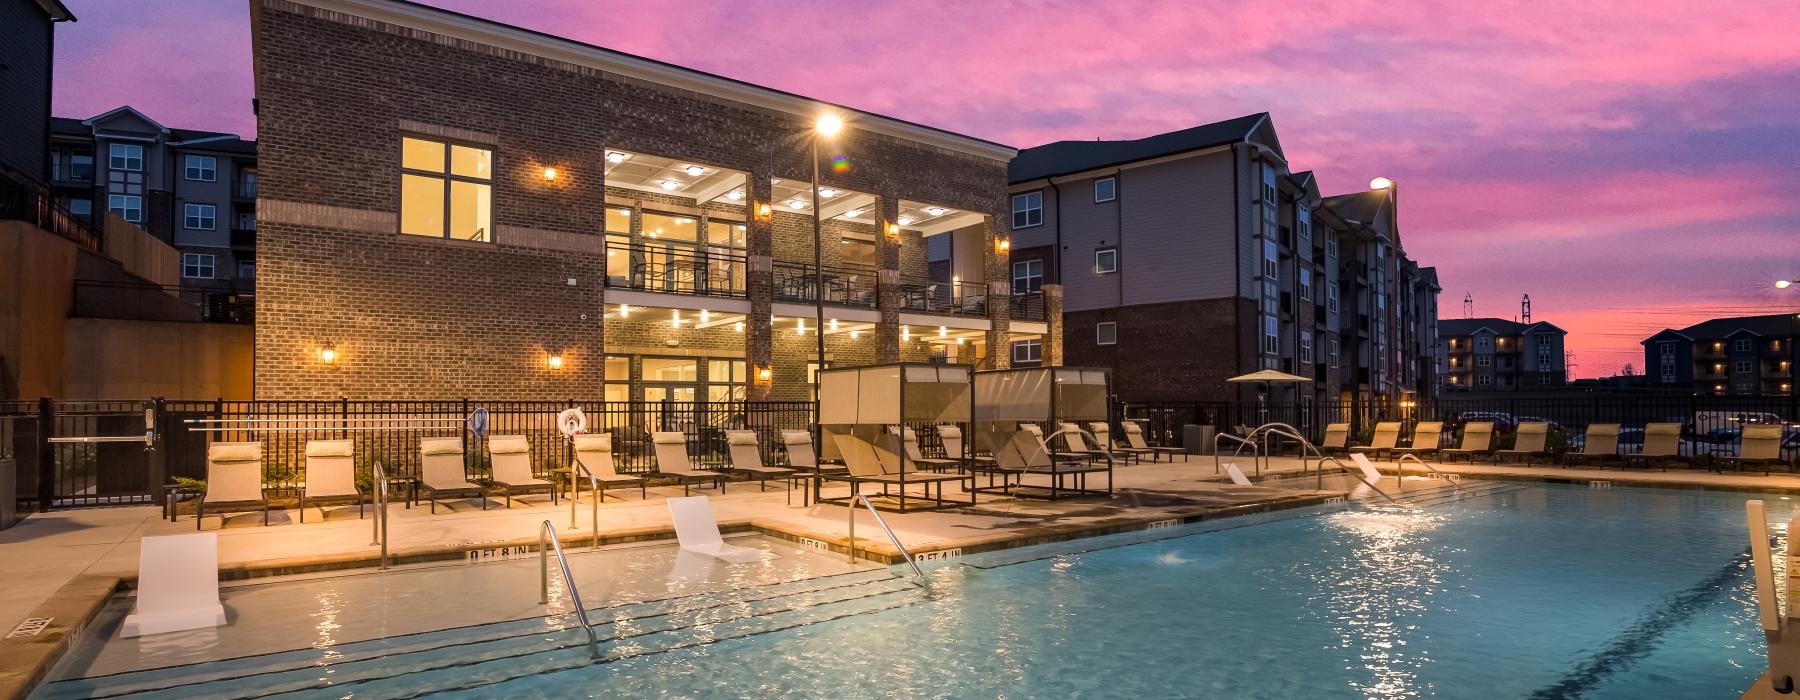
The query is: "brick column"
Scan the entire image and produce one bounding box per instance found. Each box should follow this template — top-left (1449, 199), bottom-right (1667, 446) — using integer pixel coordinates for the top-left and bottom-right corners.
top-left (745, 168), bottom-right (775, 399)
top-left (875, 195), bottom-right (902, 363)
top-left (985, 214), bottom-right (1011, 369)
top-left (1043, 283), bottom-right (1064, 366)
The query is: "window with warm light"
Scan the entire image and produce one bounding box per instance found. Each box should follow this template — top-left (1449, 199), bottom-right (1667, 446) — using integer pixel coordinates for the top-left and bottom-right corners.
top-left (641, 212), bottom-right (698, 242)
top-left (707, 359), bottom-right (748, 402)
top-left (401, 136), bottom-right (492, 241)
top-left (840, 237), bottom-right (876, 268)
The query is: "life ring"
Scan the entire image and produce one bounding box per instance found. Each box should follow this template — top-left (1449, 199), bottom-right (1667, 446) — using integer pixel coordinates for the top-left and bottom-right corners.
top-left (557, 407), bottom-right (587, 437)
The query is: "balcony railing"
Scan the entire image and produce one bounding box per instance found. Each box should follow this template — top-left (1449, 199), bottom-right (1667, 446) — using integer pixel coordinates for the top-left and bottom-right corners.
top-left (231, 228), bottom-right (256, 250)
top-left (51, 161), bottom-right (95, 184)
top-left (772, 260), bottom-right (876, 308)
top-left (72, 280), bottom-right (255, 324)
top-left (603, 240), bottom-right (746, 298)
top-left (0, 164), bottom-right (102, 253)
top-left (899, 275), bottom-right (986, 317)
top-left (1009, 292), bottom-right (1046, 322)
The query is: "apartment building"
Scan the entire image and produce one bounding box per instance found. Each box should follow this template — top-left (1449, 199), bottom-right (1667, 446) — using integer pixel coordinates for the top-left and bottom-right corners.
top-left (1642, 314), bottom-right (1798, 396)
top-left (0, 0), bottom-right (73, 181)
top-left (1006, 114), bottom-right (1438, 410)
top-left (249, 0), bottom-right (1034, 401)
top-left (48, 108), bottom-right (258, 301)
top-left (1438, 318), bottom-right (1568, 391)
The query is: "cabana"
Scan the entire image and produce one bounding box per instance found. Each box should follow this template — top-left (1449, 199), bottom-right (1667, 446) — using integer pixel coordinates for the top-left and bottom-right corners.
top-left (973, 366), bottom-right (1114, 499)
top-left (815, 363), bottom-right (977, 511)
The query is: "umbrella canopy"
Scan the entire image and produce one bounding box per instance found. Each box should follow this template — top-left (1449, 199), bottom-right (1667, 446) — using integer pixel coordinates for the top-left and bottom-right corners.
top-left (1226, 369), bottom-right (1313, 384)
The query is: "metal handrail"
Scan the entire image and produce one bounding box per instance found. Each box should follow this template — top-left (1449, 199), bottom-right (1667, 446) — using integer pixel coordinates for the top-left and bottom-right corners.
top-left (1240, 422), bottom-right (1396, 501)
top-left (569, 452), bottom-right (601, 548)
top-left (848, 493), bottom-right (927, 584)
top-left (539, 520), bottom-right (601, 659)
top-left (49, 407), bottom-right (157, 446)
top-left (1216, 432), bottom-right (1260, 474)
top-left (1395, 454), bottom-right (1461, 489)
top-left (372, 460), bottom-right (390, 568)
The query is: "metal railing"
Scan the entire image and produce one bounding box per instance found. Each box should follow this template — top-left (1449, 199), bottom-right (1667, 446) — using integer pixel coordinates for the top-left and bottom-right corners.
top-left (73, 280), bottom-right (256, 324)
top-left (371, 459), bottom-right (390, 568)
top-left (0, 163), bottom-right (102, 253)
top-left (898, 275), bottom-right (986, 317)
top-left (1394, 454), bottom-right (1460, 490)
top-left (1009, 292), bottom-right (1047, 322)
top-left (603, 240), bottom-right (746, 297)
top-left (569, 444), bottom-right (600, 545)
top-left (772, 260), bottom-right (876, 308)
top-left (848, 493), bottom-right (927, 584)
top-left (539, 520), bottom-right (601, 659)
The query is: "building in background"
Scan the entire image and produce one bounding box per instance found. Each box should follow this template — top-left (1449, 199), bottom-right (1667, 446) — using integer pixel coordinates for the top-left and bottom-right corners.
top-left (1005, 113), bottom-right (1438, 414)
top-left (48, 107), bottom-right (257, 306)
top-left (1437, 317), bottom-right (1568, 391)
top-left (0, 0), bottom-right (73, 181)
top-left (1642, 314), bottom-right (1797, 396)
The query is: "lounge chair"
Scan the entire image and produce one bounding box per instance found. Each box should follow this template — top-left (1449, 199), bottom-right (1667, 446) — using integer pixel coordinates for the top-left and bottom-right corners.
top-left (1495, 422), bottom-right (1551, 465)
top-left (1056, 422), bottom-right (1114, 463)
top-left (782, 429), bottom-right (846, 476)
top-left (300, 439), bottom-right (364, 523)
top-left (420, 437), bottom-right (488, 513)
top-left (1018, 423), bottom-right (1098, 464)
top-left (1563, 424), bottom-right (1621, 467)
top-left (824, 432), bottom-right (972, 509)
top-left (488, 435), bottom-right (557, 507)
top-left (650, 432), bottom-right (727, 496)
top-left (1720, 425), bottom-right (1786, 474)
top-left (572, 433), bottom-right (648, 501)
top-left (1440, 422), bottom-right (1496, 463)
top-left (941, 424), bottom-right (999, 473)
top-left (997, 427), bottom-right (1111, 498)
top-left (890, 426), bottom-right (962, 472)
top-left (1623, 423), bottom-right (1683, 471)
top-left (1318, 423), bottom-right (1350, 455)
top-left (197, 442), bottom-right (269, 529)
top-left (1389, 422), bottom-right (1445, 460)
top-left (1089, 422), bottom-right (1155, 464)
top-left (1350, 422), bottom-right (1402, 459)
top-left (1121, 421), bottom-right (1183, 462)
top-left (723, 430), bottom-right (800, 491)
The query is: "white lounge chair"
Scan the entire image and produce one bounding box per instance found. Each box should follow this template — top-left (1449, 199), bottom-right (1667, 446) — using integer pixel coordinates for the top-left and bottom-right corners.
top-left (197, 441), bottom-right (268, 529)
top-left (420, 436), bottom-right (487, 513)
top-left (650, 432), bottom-right (727, 496)
top-left (1056, 422), bottom-right (1112, 462)
top-left (667, 496), bottom-right (764, 564)
top-left (573, 433), bottom-right (647, 500)
top-left (488, 434), bottom-right (557, 507)
top-left (724, 430), bottom-right (799, 491)
top-left (300, 439), bottom-right (364, 523)
top-left (782, 429), bottom-right (845, 475)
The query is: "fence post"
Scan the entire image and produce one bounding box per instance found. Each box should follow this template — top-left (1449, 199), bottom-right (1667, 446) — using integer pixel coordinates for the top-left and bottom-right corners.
top-left (460, 398), bottom-right (471, 456)
top-left (340, 396), bottom-right (349, 440)
top-left (149, 397), bottom-right (167, 492)
top-left (36, 396), bottom-right (54, 512)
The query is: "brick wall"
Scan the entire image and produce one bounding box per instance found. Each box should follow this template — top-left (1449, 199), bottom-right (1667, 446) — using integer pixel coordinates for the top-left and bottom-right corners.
top-left (1063, 297), bottom-right (1256, 402)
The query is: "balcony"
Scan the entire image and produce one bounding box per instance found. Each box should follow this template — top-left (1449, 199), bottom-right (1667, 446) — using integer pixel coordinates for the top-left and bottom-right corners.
top-left (51, 161), bottom-right (95, 185)
top-left (772, 260), bottom-right (874, 308)
top-left (899, 275), bottom-right (986, 317)
top-left (231, 227), bottom-right (256, 250)
top-left (1010, 292), bottom-right (1047, 322)
top-left (0, 164), bottom-right (102, 253)
top-left (603, 240), bottom-right (746, 298)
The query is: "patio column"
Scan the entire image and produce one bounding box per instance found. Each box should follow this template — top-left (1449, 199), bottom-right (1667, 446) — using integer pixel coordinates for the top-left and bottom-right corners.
top-left (875, 194), bottom-right (902, 363)
top-left (745, 168), bottom-right (775, 399)
top-left (985, 213), bottom-right (1011, 369)
top-left (1043, 283), bottom-right (1064, 366)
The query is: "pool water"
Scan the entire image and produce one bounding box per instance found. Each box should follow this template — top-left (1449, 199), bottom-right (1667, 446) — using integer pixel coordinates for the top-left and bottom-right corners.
top-left (38, 480), bottom-right (1789, 699)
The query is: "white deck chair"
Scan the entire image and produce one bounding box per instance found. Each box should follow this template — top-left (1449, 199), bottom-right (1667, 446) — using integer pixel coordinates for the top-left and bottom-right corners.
top-left (1223, 463), bottom-right (1253, 486)
top-left (121, 533), bottom-right (226, 637)
top-left (573, 433), bottom-right (647, 500)
top-left (300, 439), bottom-right (363, 523)
top-left (198, 441), bottom-right (268, 529)
top-left (420, 436), bottom-right (486, 513)
top-left (724, 430), bottom-right (798, 491)
top-left (488, 435), bottom-right (556, 507)
top-left (666, 496), bottom-right (765, 564)
top-left (1349, 453), bottom-right (1387, 486)
top-left (651, 432), bottom-right (727, 496)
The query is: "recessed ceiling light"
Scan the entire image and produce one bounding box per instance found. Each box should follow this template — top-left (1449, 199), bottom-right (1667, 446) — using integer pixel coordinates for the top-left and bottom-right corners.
top-left (726, 190), bottom-right (744, 201)
top-left (606, 152), bottom-right (629, 164)
top-left (674, 217), bottom-right (692, 224)
top-left (788, 199), bottom-right (806, 209)
top-left (685, 165), bottom-right (705, 177)
top-left (616, 208), bottom-right (632, 216)
top-left (819, 188), bottom-right (837, 198)
top-left (661, 180), bottom-right (679, 190)
top-left (843, 209), bottom-right (863, 217)
top-left (898, 216), bottom-right (914, 225)
top-left (926, 207), bottom-right (945, 216)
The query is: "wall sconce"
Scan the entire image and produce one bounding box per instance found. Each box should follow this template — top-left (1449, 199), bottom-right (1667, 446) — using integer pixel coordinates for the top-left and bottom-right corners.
top-left (997, 238), bottom-right (1011, 252)
top-left (756, 202), bottom-right (773, 219)
top-left (885, 223), bottom-right (900, 238)
top-left (543, 167), bottom-right (558, 182)
top-left (757, 367), bottom-right (773, 382)
top-left (547, 353), bottom-right (565, 370)
top-left (319, 343), bottom-right (338, 365)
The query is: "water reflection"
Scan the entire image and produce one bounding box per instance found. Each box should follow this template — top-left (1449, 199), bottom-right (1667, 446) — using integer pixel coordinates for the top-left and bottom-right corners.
top-left (1311, 507), bottom-right (1454, 699)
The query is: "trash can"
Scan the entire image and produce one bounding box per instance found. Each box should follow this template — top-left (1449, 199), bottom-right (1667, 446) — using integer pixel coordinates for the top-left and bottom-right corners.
top-left (1183, 424), bottom-right (1217, 455)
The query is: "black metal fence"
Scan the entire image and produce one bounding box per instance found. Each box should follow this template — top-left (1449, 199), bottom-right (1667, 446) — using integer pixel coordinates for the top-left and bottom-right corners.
top-left (0, 163), bottom-right (103, 253)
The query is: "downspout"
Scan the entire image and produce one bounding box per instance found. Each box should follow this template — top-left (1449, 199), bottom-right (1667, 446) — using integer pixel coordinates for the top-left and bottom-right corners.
top-left (1231, 143), bottom-right (1242, 406)
top-left (1049, 179), bottom-right (1063, 369)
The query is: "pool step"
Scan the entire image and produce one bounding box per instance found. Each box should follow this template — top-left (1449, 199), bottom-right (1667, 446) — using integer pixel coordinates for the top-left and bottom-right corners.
top-left (40, 569), bottom-right (920, 700)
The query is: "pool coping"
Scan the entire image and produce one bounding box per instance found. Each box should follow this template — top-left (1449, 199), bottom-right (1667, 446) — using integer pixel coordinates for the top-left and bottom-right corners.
top-left (0, 574), bottom-right (120, 700)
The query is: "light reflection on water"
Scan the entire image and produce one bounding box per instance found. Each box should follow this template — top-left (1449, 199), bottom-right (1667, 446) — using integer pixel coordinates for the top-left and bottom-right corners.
top-left (1311, 507), bottom-right (1453, 699)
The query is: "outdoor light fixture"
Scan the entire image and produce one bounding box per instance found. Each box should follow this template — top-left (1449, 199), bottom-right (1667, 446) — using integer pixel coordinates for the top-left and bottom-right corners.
top-left (956, 337), bottom-right (965, 345)
top-left (844, 209), bottom-right (863, 218)
top-left (1370, 176), bottom-right (1394, 190)
top-left (939, 326), bottom-right (948, 337)
top-left (886, 223), bottom-right (900, 237)
top-left (758, 367), bottom-right (773, 381)
top-left (850, 330), bottom-right (860, 339)
top-left (998, 238), bottom-right (1011, 252)
top-left (926, 207), bottom-right (945, 216)
top-left (700, 309), bottom-right (710, 323)
top-left (547, 354), bottom-right (564, 370)
top-left (797, 319), bottom-right (807, 335)
top-left (829, 319), bottom-right (839, 331)
top-left (727, 190), bottom-right (744, 201)
top-left (606, 151), bottom-right (629, 164)
top-left (902, 326), bottom-right (911, 341)
top-left (319, 344), bottom-right (338, 365)
top-left (671, 310), bottom-right (682, 328)
top-left (685, 165), bottom-right (705, 176)
top-left (734, 321), bottom-right (744, 333)
top-left (619, 304), bottom-right (631, 317)
top-left (815, 114), bottom-right (844, 137)
top-left (788, 199), bottom-right (806, 209)
top-left (543, 167), bottom-right (558, 181)
top-left (898, 216), bottom-right (914, 225)
top-left (1779, 279), bottom-right (1795, 289)
top-left (819, 188), bottom-right (837, 198)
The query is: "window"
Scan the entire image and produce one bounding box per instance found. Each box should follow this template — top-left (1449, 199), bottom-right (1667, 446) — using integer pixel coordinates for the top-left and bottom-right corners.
top-left (1297, 210), bottom-right (1311, 242)
top-left (1012, 259), bottom-right (1043, 294)
top-left (237, 261), bottom-right (256, 280)
top-left (107, 194), bottom-right (142, 222)
top-left (1327, 284), bottom-right (1338, 313)
top-left (1097, 322), bottom-right (1117, 346)
top-left (1095, 248), bottom-right (1118, 274)
top-left (1300, 331), bottom-right (1313, 363)
top-left (603, 356), bottom-right (631, 402)
top-left (1298, 268), bottom-right (1313, 301)
top-left (1477, 374), bottom-right (1494, 387)
top-left (1477, 335), bottom-right (1492, 349)
top-left (400, 136), bottom-right (492, 241)
top-left (706, 359), bottom-right (748, 402)
top-left (1537, 375), bottom-right (1551, 385)
top-left (1093, 177), bottom-right (1116, 203)
top-left (1262, 316), bottom-right (1278, 355)
top-left (1011, 191), bottom-right (1043, 229)
top-left (182, 253), bottom-right (215, 279)
top-left (1734, 338), bottom-right (1752, 352)
top-left (1328, 336), bottom-right (1340, 367)
top-left (1477, 355), bottom-right (1492, 367)
top-left (67, 198), bottom-right (92, 217)
top-left (108, 144), bottom-right (143, 171)
top-left (1659, 341), bottom-right (1677, 358)
top-left (1325, 235), bottom-right (1337, 259)
top-left (1735, 360), bottom-right (1752, 374)
top-left (1261, 240), bottom-right (1278, 280)
top-left (183, 203), bottom-right (216, 230)
top-left (642, 357), bottom-right (699, 382)
top-left (839, 238), bottom-right (876, 268)
top-left (1012, 339), bottom-right (1042, 364)
top-left (184, 155), bottom-right (217, 182)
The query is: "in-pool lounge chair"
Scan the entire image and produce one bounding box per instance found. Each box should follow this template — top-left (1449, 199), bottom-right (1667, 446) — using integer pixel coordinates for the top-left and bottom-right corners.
top-left (420, 437), bottom-right (488, 513)
top-left (488, 435), bottom-right (557, 507)
top-left (1623, 423), bottom-right (1683, 471)
top-left (197, 442), bottom-right (269, 529)
top-left (1121, 422), bottom-right (1183, 462)
top-left (650, 432), bottom-right (728, 496)
top-left (572, 433), bottom-right (648, 501)
top-left (1350, 422), bottom-right (1402, 460)
top-left (1088, 422), bottom-right (1154, 465)
top-left (890, 426), bottom-right (963, 472)
top-left (723, 430), bottom-right (800, 491)
top-left (300, 439), bottom-right (364, 523)
top-left (1440, 422), bottom-right (1496, 463)
top-left (1495, 422), bottom-right (1551, 465)
top-left (1319, 423), bottom-right (1351, 455)
top-left (1720, 425), bottom-right (1786, 474)
top-left (1388, 422), bottom-right (1445, 461)
top-left (1563, 424), bottom-right (1621, 467)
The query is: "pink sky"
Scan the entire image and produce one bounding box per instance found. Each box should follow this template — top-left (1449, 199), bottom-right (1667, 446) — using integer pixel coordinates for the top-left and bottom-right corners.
top-left (50, 0), bottom-right (1800, 377)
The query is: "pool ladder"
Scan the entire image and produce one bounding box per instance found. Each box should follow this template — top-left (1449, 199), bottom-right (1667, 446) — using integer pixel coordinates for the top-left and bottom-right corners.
top-left (539, 520), bottom-right (602, 659)
top-left (847, 493), bottom-right (928, 586)
top-left (1230, 423), bottom-right (1397, 501)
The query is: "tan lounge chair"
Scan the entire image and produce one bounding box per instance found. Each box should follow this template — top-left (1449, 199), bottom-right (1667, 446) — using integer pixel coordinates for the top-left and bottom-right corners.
top-left (724, 430), bottom-right (799, 490)
top-left (300, 439), bottom-right (364, 523)
top-left (1319, 423), bottom-right (1350, 455)
top-left (782, 429), bottom-right (845, 476)
top-left (1389, 422), bottom-right (1445, 460)
top-left (1057, 422), bottom-right (1114, 462)
top-left (420, 437), bottom-right (488, 513)
top-left (1721, 425), bottom-right (1787, 474)
top-left (1350, 422), bottom-right (1402, 459)
top-left (488, 435), bottom-right (557, 507)
top-left (650, 432), bottom-right (727, 496)
top-left (1624, 423), bottom-right (1683, 471)
top-left (198, 441), bottom-right (269, 529)
top-left (1563, 424), bottom-right (1621, 467)
top-left (1440, 422), bottom-right (1496, 463)
top-left (890, 426), bottom-right (962, 472)
top-left (825, 432), bottom-right (972, 509)
top-left (573, 433), bottom-right (647, 501)
top-left (1089, 422), bottom-right (1155, 464)
top-left (1495, 422), bottom-right (1550, 465)
top-left (1121, 422), bottom-right (1183, 462)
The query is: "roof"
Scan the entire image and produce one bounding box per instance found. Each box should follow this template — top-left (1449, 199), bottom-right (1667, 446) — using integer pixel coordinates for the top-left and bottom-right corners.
top-left (1322, 189), bottom-right (1391, 225)
top-left (1008, 113), bottom-right (1273, 183)
top-left (49, 117), bottom-right (87, 136)
top-left (36, 0), bottom-right (75, 21)
top-left (52, 109), bottom-right (257, 155)
top-left (1439, 317), bottom-right (1566, 337)
top-left (1675, 313), bottom-right (1800, 340)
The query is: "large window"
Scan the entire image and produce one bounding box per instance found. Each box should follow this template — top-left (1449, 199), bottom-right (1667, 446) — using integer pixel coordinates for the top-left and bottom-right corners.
top-left (604, 356), bottom-right (631, 402)
top-left (1096, 322), bottom-right (1117, 346)
top-left (1477, 355), bottom-right (1492, 367)
top-left (185, 155), bottom-right (217, 182)
top-left (182, 253), bottom-right (215, 279)
top-left (108, 194), bottom-right (142, 222)
top-left (1261, 240), bottom-right (1278, 280)
top-left (1012, 339), bottom-right (1042, 364)
top-left (1012, 259), bottom-right (1043, 294)
top-left (184, 203), bottom-right (216, 230)
top-left (840, 237), bottom-right (876, 268)
top-left (1262, 316), bottom-right (1278, 355)
top-left (1735, 338), bottom-right (1752, 352)
top-left (1326, 284), bottom-right (1338, 313)
top-left (400, 136), bottom-right (492, 241)
top-left (1011, 191), bottom-right (1043, 229)
top-left (1300, 331), bottom-right (1313, 364)
top-left (707, 359), bottom-right (748, 402)
top-left (67, 198), bottom-right (92, 217)
top-left (1094, 177), bottom-right (1116, 203)
top-left (108, 143), bottom-right (143, 172)
top-left (642, 212), bottom-right (699, 242)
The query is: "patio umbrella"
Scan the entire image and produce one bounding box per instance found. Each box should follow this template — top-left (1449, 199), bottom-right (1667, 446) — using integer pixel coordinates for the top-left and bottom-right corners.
top-left (1226, 370), bottom-right (1313, 428)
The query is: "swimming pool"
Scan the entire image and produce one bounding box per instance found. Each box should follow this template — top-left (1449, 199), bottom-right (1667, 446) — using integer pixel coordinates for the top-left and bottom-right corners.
top-left (38, 479), bottom-right (1785, 698)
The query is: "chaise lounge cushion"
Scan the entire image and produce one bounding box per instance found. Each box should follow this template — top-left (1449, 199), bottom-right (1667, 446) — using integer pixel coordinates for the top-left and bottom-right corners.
top-left (208, 442), bottom-right (262, 464)
top-left (304, 440), bottom-right (354, 458)
top-left (573, 433), bottom-right (612, 452)
top-left (727, 431), bottom-right (760, 446)
top-left (421, 437), bottom-right (464, 456)
top-left (488, 435), bottom-right (530, 454)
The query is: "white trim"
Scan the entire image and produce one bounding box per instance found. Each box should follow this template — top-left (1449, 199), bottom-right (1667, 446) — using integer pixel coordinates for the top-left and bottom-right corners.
top-left (290, 0), bottom-right (1016, 162)
top-left (898, 313), bottom-right (989, 331)
top-left (1010, 321), bottom-right (1048, 335)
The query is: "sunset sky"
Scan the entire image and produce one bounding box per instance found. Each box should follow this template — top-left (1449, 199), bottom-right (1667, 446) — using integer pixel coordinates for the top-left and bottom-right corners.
top-left (50, 0), bottom-right (1800, 377)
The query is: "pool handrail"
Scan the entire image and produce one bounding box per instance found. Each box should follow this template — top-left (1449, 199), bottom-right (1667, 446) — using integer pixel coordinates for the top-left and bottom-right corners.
top-left (372, 459), bottom-right (390, 569)
top-left (539, 520), bottom-right (601, 659)
top-left (1395, 453), bottom-right (1461, 490)
top-left (568, 441), bottom-right (601, 548)
top-left (1215, 432), bottom-right (1260, 474)
top-left (1238, 422), bottom-right (1396, 501)
top-left (848, 493), bottom-right (928, 585)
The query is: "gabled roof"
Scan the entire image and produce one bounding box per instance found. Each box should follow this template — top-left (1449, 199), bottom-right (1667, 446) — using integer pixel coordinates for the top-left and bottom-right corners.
top-left (1439, 317), bottom-right (1566, 337)
top-left (1322, 189), bottom-right (1391, 226)
top-left (49, 116), bottom-right (87, 137)
top-left (1009, 113), bottom-right (1274, 183)
top-left (81, 106), bottom-right (170, 135)
top-left (1676, 313), bottom-right (1799, 340)
top-left (36, 0), bottom-right (75, 21)
top-left (53, 109), bottom-right (257, 155)
top-left (1640, 329), bottom-right (1693, 345)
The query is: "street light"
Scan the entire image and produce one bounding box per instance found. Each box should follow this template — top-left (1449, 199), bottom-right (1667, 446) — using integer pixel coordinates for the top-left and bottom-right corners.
top-left (810, 113), bottom-right (841, 501)
top-left (1369, 176), bottom-right (1394, 190)
top-left (1777, 279), bottom-right (1794, 289)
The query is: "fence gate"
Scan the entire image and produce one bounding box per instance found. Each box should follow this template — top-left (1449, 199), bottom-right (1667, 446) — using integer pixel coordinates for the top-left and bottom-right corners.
top-left (38, 400), bottom-right (159, 509)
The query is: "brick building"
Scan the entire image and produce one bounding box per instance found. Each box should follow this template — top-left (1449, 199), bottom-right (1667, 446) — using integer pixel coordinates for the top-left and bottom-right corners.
top-left (1642, 314), bottom-right (1798, 396)
top-left (249, 0), bottom-right (1034, 401)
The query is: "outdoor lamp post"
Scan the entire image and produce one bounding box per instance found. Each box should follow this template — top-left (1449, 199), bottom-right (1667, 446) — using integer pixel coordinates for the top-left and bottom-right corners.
top-left (810, 114), bottom-right (842, 501)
